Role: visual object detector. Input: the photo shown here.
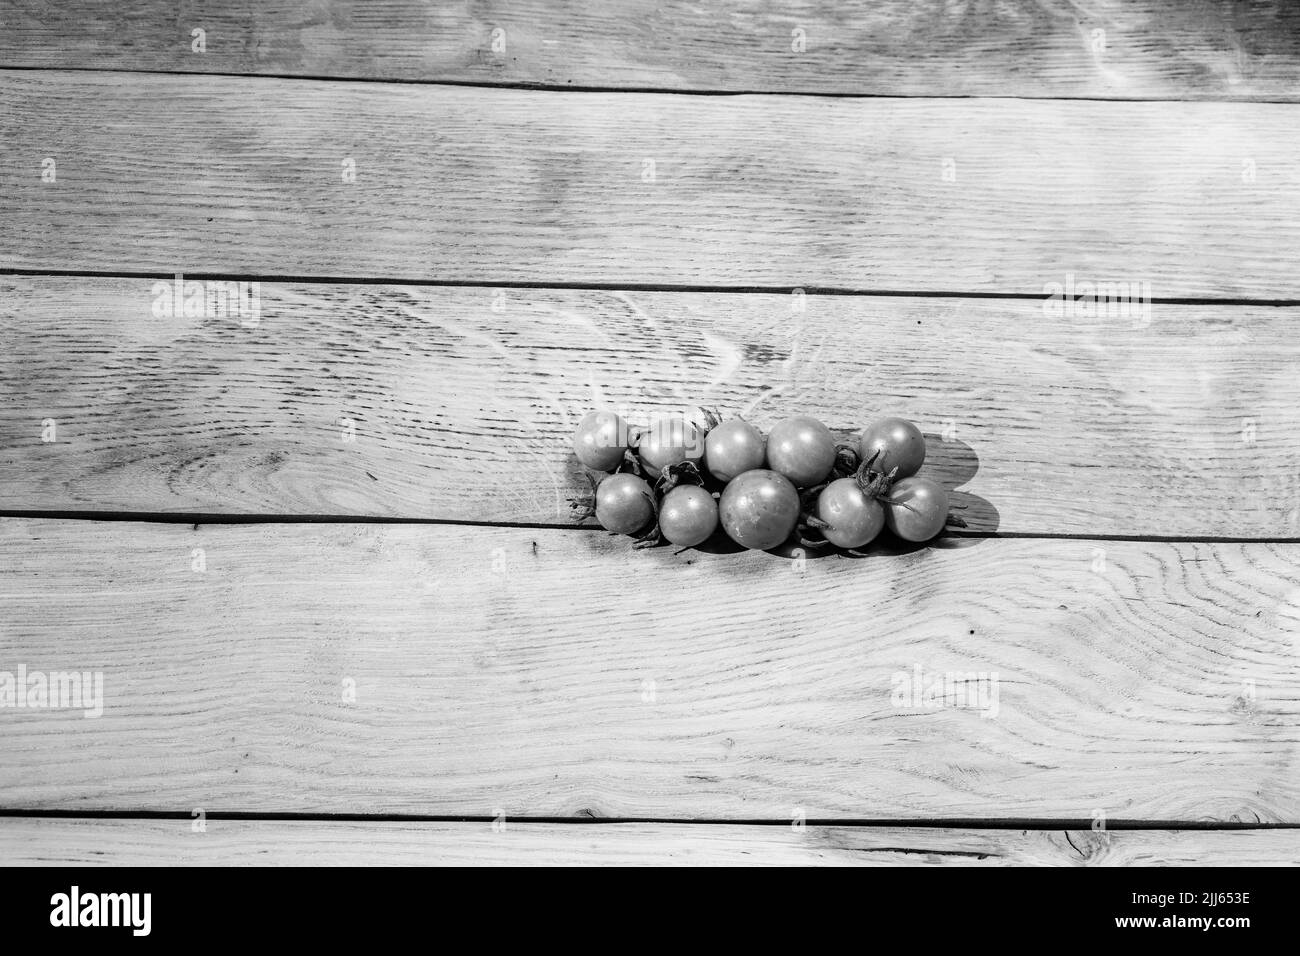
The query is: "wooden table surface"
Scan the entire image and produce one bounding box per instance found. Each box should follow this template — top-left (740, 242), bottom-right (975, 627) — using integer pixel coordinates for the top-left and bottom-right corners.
top-left (2, 1), bottom-right (1299, 866)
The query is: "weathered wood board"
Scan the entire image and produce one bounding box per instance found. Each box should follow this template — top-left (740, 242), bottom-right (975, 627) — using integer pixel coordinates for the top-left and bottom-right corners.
top-left (4, 72), bottom-right (1300, 296)
top-left (2, 519), bottom-right (1296, 821)
top-left (4, 278), bottom-right (1298, 536)
top-left (2, 818), bottom-right (1296, 866)
top-left (3, 1), bottom-right (1299, 99)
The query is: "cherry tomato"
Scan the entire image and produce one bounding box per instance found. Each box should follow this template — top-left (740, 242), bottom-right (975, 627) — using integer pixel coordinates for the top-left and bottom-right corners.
top-left (883, 476), bottom-right (949, 542)
top-left (594, 473), bottom-right (655, 535)
top-left (659, 485), bottom-right (718, 548)
top-left (718, 469), bottom-right (800, 550)
top-left (573, 410), bottom-right (629, 471)
top-left (858, 417), bottom-right (925, 479)
top-left (703, 419), bottom-right (765, 483)
top-left (639, 418), bottom-right (705, 475)
top-left (765, 415), bottom-right (836, 487)
top-left (815, 478), bottom-right (885, 549)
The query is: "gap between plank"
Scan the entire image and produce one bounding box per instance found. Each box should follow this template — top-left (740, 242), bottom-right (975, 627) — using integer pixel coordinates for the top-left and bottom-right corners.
top-left (3, 64), bottom-right (1300, 105)
top-left (0, 810), bottom-right (1292, 829)
top-left (3, 268), bottom-right (1300, 307)
top-left (3, 510), bottom-right (1300, 546)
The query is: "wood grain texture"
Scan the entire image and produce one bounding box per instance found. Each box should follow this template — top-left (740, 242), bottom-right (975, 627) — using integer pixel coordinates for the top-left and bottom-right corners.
top-left (4, 72), bottom-right (1300, 297)
top-left (2, 819), bottom-right (1296, 866)
top-left (4, 276), bottom-right (1298, 536)
top-left (2, 1), bottom-right (1299, 99)
top-left (2, 519), bottom-right (1297, 820)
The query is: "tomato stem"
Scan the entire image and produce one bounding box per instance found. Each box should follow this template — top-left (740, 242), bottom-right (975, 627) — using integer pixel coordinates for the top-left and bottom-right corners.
top-left (654, 460), bottom-right (706, 498)
top-left (568, 470), bottom-right (601, 523)
top-left (615, 448), bottom-right (646, 477)
top-left (832, 441), bottom-right (860, 479)
top-left (879, 495), bottom-right (922, 516)
top-left (633, 488), bottom-right (661, 547)
top-left (852, 450), bottom-right (898, 501)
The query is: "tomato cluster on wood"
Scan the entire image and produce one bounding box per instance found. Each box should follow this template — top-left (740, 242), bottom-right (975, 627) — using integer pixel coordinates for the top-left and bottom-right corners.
top-left (571, 409), bottom-right (961, 553)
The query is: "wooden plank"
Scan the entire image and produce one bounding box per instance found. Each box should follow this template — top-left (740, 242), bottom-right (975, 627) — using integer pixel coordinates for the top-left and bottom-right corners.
top-left (4, 72), bottom-right (1300, 297)
top-left (2, 819), bottom-right (1296, 866)
top-left (3, 276), bottom-right (1298, 537)
top-left (1, 519), bottom-right (1296, 820)
top-left (2, 1), bottom-right (1299, 99)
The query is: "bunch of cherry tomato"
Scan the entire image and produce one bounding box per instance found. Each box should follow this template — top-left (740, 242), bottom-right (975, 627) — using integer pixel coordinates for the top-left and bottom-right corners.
top-left (572, 409), bottom-right (961, 552)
